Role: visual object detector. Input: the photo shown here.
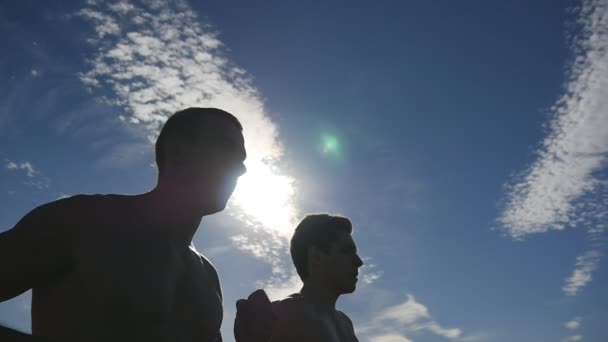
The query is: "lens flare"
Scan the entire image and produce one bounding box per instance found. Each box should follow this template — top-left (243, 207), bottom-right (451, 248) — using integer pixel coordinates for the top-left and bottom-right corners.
top-left (321, 133), bottom-right (341, 158)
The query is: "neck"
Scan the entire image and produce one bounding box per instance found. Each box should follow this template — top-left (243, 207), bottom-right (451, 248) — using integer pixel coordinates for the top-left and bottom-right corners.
top-left (139, 186), bottom-right (206, 244)
top-left (300, 279), bottom-right (339, 313)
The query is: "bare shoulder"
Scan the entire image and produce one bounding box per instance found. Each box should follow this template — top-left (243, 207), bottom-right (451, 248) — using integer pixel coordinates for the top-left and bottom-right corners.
top-left (336, 310), bottom-right (359, 342)
top-left (189, 246), bottom-right (222, 295)
top-left (270, 296), bottom-right (335, 342)
top-left (17, 194), bottom-right (96, 225)
top-left (0, 194), bottom-right (110, 301)
top-left (270, 295), bottom-right (316, 334)
top-left (2, 193), bottom-right (108, 250)
top-left (271, 294), bottom-right (309, 319)
top-left (336, 310), bottom-right (354, 326)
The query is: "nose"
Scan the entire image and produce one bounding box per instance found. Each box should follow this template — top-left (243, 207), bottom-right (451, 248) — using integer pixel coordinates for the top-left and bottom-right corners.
top-left (355, 254), bottom-right (363, 268)
top-left (237, 162), bottom-right (247, 176)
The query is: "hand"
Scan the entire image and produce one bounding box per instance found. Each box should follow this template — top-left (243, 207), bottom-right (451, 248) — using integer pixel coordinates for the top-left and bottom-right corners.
top-left (234, 289), bottom-right (277, 342)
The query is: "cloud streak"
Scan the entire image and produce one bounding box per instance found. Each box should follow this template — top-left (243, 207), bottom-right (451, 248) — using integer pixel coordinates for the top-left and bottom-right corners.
top-left (498, 0), bottom-right (608, 239)
top-left (5, 159), bottom-right (49, 190)
top-left (563, 250), bottom-right (601, 296)
top-left (359, 294), bottom-right (465, 341)
top-left (565, 317), bottom-right (582, 330)
top-left (6, 160), bottom-right (37, 178)
top-left (562, 335), bottom-right (583, 342)
top-left (497, 0), bottom-right (608, 297)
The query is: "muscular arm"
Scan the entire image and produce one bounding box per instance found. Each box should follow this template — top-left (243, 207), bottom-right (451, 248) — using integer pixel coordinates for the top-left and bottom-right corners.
top-left (0, 202), bottom-right (71, 341)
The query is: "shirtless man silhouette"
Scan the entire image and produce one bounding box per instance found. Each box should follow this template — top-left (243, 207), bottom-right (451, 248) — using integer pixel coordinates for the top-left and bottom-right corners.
top-left (235, 214), bottom-right (364, 342)
top-left (0, 107), bottom-right (247, 342)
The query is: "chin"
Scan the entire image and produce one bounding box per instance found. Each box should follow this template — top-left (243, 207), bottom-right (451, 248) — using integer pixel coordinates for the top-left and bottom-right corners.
top-left (192, 197), bottom-right (228, 215)
top-left (339, 284), bottom-right (357, 294)
top-left (206, 201), bottom-right (228, 215)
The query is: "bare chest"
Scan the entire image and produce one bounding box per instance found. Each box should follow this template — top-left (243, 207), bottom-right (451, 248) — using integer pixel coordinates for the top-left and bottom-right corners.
top-left (276, 304), bottom-right (358, 342)
top-left (315, 315), bottom-right (358, 342)
top-left (41, 230), bottom-right (222, 341)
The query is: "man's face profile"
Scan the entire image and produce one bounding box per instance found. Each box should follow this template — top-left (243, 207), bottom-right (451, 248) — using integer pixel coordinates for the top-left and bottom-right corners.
top-left (172, 115), bottom-right (247, 214)
top-left (317, 232), bottom-right (363, 294)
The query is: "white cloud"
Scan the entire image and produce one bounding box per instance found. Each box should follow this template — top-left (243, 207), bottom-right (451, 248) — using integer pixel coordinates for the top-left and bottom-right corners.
top-left (498, 0), bottom-right (608, 239)
top-left (563, 250), bottom-right (601, 296)
top-left (361, 271), bottom-right (383, 285)
top-left (377, 294), bottom-right (431, 325)
top-left (425, 322), bottom-right (463, 339)
top-left (565, 317), bottom-right (582, 330)
top-left (77, 8), bottom-right (120, 39)
top-left (4, 159), bottom-right (49, 190)
top-left (496, 0), bottom-right (608, 298)
top-left (360, 261), bottom-right (384, 285)
top-left (20, 162), bottom-right (36, 178)
top-left (360, 294), bottom-right (464, 341)
top-left (370, 333), bottom-right (413, 342)
top-left (108, 1), bottom-right (135, 14)
top-left (263, 272), bottom-right (303, 301)
top-left (562, 335), bottom-right (583, 342)
top-left (5, 160), bottom-right (38, 178)
top-left (56, 193), bottom-right (71, 200)
top-left (30, 69), bottom-right (39, 77)
top-left (459, 332), bottom-right (491, 342)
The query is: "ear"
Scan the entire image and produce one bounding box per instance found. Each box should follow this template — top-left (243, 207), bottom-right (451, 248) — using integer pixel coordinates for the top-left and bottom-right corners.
top-left (165, 139), bottom-right (192, 168)
top-left (308, 246), bottom-right (324, 271)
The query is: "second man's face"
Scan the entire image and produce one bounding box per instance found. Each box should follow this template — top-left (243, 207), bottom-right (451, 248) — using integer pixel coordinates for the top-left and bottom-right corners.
top-left (320, 232), bottom-right (364, 295)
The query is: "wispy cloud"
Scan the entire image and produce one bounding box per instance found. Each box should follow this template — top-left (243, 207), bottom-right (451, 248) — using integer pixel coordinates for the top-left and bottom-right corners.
top-left (563, 250), bottom-right (601, 296)
top-left (230, 229), bottom-right (302, 299)
top-left (360, 261), bottom-right (384, 285)
top-left (263, 272), bottom-right (303, 301)
top-left (562, 335), bottom-right (583, 342)
top-left (498, 0), bottom-right (608, 239)
top-left (370, 334), bottom-right (413, 342)
top-left (359, 294), bottom-right (468, 341)
top-left (565, 316), bottom-right (582, 330)
top-left (497, 0), bottom-right (608, 297)
top-left (5, 159), bottom-right (49, 190)
top-left (6, 160), bottom-right (37, 178)
top-left (56, 193), bottom-right (71, 200)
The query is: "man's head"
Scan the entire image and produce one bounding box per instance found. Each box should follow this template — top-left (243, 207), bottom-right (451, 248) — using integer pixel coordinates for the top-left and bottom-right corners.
top-left (290, 214), bottom-right (364, 295)
top-left (155, 107), bottom-right (247, 214)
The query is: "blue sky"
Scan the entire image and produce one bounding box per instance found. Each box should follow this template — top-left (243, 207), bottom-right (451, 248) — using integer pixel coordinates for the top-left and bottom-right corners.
top-left (1, 0), bottom-right (607, 341)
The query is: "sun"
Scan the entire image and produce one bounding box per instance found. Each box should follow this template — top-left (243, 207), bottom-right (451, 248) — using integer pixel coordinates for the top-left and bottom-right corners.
top-left (229, 159), bottom-right (298, 237)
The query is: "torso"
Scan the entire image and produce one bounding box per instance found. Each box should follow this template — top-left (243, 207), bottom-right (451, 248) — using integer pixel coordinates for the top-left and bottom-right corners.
top-left (271, 294), bottom-right (359, 342)
top-left (30, 195), bottom-right (222, 342)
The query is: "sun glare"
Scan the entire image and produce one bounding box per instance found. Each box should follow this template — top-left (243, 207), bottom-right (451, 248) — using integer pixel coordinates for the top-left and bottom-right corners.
top-left (230, 159), bottom-right (298, 237)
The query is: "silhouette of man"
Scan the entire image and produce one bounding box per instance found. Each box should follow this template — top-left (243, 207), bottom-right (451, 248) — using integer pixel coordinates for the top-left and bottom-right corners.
top-left (234, 214), bottom-right (363, 342)
top-left (0, 107), bottom-right (247, 342)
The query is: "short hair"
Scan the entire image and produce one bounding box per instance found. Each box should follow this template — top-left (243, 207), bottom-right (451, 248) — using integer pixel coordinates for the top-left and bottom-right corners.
top-left (155, 107), bottom-right (242, 175)
top-left (290, 214), bottom-right (352, 280)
